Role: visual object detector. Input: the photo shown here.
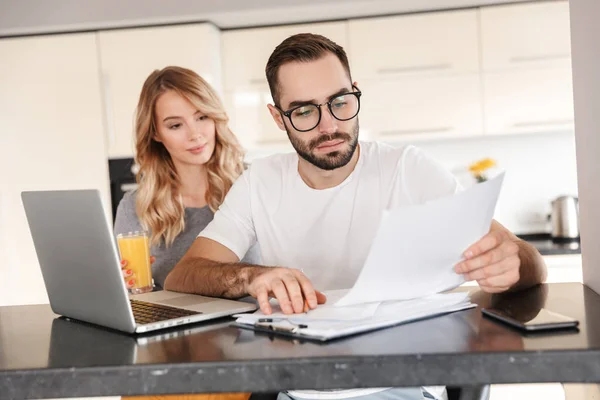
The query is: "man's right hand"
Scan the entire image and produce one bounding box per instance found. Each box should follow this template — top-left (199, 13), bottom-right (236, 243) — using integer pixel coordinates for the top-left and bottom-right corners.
top-left (246, 267), bottom-right (327, 315)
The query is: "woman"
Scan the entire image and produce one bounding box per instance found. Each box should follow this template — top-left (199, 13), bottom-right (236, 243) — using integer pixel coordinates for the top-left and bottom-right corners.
top-left (114, 66), bottom-right (258, 290)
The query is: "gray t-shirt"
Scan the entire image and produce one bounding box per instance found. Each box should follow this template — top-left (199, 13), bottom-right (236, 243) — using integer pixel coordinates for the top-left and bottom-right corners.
top-left (114, 191), bottom-right (260, 289)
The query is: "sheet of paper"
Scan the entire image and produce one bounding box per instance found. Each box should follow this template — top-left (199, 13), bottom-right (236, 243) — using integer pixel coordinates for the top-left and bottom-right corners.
top-left (336, 173), bottom-right (504, 307)
top-left (234, 290), bottom-right (380, 323)
top-left (235, 292), bottom-right (472, 325)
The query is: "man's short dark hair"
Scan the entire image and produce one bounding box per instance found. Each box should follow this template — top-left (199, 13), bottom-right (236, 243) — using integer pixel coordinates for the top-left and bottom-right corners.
top-left (265, 33), bottom-right (352, 106)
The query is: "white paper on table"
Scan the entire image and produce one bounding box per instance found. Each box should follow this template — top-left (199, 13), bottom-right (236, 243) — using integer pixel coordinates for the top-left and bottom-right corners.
top-left (233, 289), bottom-right (380, 323)
top-left (336, 172), bottom-right (505, 307)
top-left (234, 292), bottom-right (475, 341)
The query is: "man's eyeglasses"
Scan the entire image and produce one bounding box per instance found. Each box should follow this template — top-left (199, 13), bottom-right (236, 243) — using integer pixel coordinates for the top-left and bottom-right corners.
top-left (277, 86), bottom-right (362, 132)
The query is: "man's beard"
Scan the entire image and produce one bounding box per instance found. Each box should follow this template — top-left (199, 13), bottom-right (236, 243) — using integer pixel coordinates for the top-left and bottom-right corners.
top-left (286, 120), bottom-right (359, 171)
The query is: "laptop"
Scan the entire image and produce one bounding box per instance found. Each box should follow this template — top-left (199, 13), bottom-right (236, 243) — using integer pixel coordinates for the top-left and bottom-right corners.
top-left (21, 189), bottom-right (257, 334)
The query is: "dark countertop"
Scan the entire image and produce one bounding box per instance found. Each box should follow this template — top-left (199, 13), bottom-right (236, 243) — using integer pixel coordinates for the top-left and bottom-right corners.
top-left (517, 233), bottom-right (581, 256)
top-left (1, 283), bottom-right (600, 399)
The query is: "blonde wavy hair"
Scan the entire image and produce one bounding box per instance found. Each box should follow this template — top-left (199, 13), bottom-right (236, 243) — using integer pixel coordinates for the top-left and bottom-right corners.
top-left (134, 66), bottom-right (244, 247)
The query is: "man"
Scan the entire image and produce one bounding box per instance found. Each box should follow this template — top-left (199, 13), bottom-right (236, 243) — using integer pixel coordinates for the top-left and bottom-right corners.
top-left (164, 33), bottom-right (547, 398)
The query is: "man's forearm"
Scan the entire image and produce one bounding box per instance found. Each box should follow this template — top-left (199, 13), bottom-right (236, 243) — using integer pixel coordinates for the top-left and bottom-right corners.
top-left (512, 238), bottom-right (548, 290)
top-left (163, 257), bottom-right (268, 298)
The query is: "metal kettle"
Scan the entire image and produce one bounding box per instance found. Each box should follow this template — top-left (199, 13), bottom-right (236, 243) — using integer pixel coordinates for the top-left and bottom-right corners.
top-left (550, 195), bottom-right (579, 240)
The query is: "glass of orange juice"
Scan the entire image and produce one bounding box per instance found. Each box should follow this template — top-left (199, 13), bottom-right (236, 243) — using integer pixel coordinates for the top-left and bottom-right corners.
top-left (116, 231), bottom-right (153, 294)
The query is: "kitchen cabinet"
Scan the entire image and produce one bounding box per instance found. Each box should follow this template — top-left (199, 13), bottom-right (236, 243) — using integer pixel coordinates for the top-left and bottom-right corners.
top-left (348, 9), bottom-right (481, 142)
top-left (481, 2), bottom-right (574, 136)
top-left (359, 74), bottom-right (482, 142)
top-left (223, 2), bottom-right (574, 147)
top-left (222, 21), bottom-right (348, 90)
top-left (0, 33), bottom-right (110, 306)
top-left (480, 1), bottom-right (572, 71)
top-left (348, 10), bottom-right (480, 81)
top-left (483, 66), bottom-right (574, 135)
top-left (97, 23), bottom-right (221, 159)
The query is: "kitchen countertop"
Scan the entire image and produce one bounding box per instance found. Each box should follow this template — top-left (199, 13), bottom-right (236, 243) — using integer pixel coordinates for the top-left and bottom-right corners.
top-left (517, 233), bottom-right (581, 256)
top-left (1, 283), bottom-right (600, 399)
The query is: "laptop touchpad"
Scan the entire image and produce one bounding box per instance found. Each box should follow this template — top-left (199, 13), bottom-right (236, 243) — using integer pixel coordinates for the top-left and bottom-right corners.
top-left (159, 295), bottom-right (216, 307)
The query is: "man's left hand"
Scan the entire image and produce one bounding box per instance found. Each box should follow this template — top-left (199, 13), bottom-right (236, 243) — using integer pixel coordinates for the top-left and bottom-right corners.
top-left (454, 225), bottom-right (521, 293)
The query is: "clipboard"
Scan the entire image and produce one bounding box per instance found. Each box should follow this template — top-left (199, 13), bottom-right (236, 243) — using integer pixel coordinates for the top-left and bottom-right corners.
top-left (231, 301), bottom-right (476, 342)
top-left (231, 320), bottom-right (328, 342)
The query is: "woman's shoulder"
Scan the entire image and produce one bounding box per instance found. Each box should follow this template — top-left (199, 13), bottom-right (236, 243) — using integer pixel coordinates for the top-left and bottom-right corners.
top-left (114, 190), bottom-right (142, 234)
top-left (118, 190), bottom-right (137, 211)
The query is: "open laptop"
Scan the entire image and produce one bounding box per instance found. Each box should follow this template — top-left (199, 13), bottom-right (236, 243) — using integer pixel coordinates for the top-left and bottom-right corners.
top-left (21, 189), bottom-right (257, 334)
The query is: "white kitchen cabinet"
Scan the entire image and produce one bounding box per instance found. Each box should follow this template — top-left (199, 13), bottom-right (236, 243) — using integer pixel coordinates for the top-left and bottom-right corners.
top-left (358, 74), bottom-right (483, 142)
top-left (222, 21), bottom-right (348, 90)
top-left (480, 1), bottom-right (572, 71)
top-left (348, 10), bottom-right (480, 81)
top-left (483, 66), bottom-right (574, 135)
top-left (97, 23), bottom-right (221, 159)
top-left (480, 2), bottom-right (574, 136)
top-left (0, 33), bottom-right (110, 306)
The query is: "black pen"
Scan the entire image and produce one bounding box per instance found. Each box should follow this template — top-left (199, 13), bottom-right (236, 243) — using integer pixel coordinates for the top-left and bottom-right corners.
top-left (257, 318), bottom-right (308, 329)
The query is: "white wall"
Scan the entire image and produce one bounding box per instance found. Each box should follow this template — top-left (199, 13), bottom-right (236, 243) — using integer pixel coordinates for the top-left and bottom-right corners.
top-left (0, 34), bottom-right (111, 306)
top-left (569, 0), bottom-right (600, 293)
top-left (412, 131), bottom-right (578, 234)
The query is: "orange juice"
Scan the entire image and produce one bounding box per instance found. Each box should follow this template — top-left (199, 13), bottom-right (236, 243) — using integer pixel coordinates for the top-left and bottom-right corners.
top-left (117, 231), bottom-right (153, 294)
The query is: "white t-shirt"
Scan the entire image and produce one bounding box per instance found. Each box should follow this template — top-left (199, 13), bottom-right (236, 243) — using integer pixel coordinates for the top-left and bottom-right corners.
top-left (200, 141), bottom-right (456, 400)
top-left (199, 141), bottom-right (459, 292)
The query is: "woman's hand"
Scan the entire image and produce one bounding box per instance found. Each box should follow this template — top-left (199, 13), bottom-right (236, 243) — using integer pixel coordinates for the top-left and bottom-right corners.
top-left (121, 256), bottom-right (155, 289)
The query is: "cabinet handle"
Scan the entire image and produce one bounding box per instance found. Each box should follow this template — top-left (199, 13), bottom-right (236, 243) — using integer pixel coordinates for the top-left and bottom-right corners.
top-left (379, 127), bottom-right (453, 136)
top-left (377, 63), bottom-right (452, 75)
top-left (512, 119), bottom-right (574, 128)
top-left (101, 73), bottom-right (117, 149)
top-left (509, 54), bottom-right (570, 63)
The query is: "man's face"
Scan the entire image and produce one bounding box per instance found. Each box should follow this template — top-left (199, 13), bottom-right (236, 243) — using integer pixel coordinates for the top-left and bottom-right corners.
top-left (269, 53), bottom-right (359, 171)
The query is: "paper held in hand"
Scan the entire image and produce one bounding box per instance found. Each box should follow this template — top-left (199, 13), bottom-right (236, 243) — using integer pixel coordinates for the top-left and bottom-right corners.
top-left (335, 172), bottom-right (505, 307)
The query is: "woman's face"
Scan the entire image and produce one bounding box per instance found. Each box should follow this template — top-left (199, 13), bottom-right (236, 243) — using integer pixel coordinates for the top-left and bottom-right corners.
top-left (154, 90), bottom-right (216, 168)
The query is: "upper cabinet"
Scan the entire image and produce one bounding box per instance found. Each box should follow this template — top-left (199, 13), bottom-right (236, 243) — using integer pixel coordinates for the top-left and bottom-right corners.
top-left (358, 74), bottom-right (483, 142)
top-left (97, 24), bottom-right (221, 159)
top-left (348, 10), bottom-right (482, 142)
top-left (95, 1), bottom-right (574, 157)
top-left (480, 2), bottom-right (574, 135)
top-left (483, 66), bottom-right (574, 135)
top-left (222, 22), bottom-right (348, 90)
top-left (348, 10), bottom-right (480, 81)
top-left (480, 2), bottom-right (572, 71)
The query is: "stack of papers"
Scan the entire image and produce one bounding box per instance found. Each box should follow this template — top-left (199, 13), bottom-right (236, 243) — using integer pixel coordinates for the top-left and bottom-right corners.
top-left (234, 291), bottom-right (474, 341)
top-left (234, 173), bottom-right (504, 341)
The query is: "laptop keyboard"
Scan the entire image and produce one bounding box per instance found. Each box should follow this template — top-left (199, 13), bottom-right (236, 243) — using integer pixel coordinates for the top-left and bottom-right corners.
top-left (130, 299), bottom-right (201, 325)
